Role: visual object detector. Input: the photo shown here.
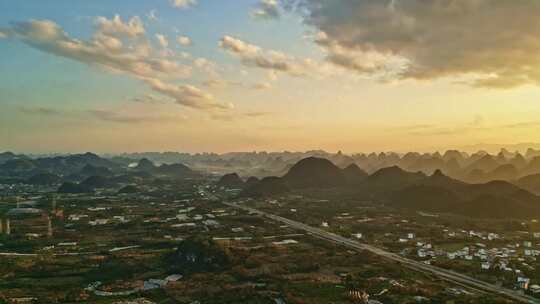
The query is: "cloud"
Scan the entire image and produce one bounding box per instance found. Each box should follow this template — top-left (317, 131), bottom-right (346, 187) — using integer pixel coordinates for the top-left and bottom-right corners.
top-left (202, 78), bottom-right (242, 88)
top-left (243, 111), bottom-right (272, 117)
top-left (193, 57), bottom-right (219, 77)
top-left (211, 111), bottom-right (273, 121)
top-left (19, 106), bottom-right (63, 116)
top-left (171, 0), bottom-right (197, 9)
top-left (95, 15), bottom-right (145, 38)
top-left (288, 0), bottom-right (540, 88)
top-left (177, 35), bottom-right (192, 46)
top-left (130, 94), bottom-right (165, 104)
top-left (250, 82), bottom-right (272, 90)
top-left (88, 109), bottom-right (180, 124)
top-left (5, 17), bottom-right (230, 111)
top-left (147, 10), bottom-right (158, 22)
top-left (155, 33), bottom-right (169, 48)
top-left (219, 35), bottom-right (311, 76)
top-left (9, 18), bottom-right (190, 79)
top-left (251, 0), bottom-right (281, 19)
top-left (143, 78), bottom-right (233, 110)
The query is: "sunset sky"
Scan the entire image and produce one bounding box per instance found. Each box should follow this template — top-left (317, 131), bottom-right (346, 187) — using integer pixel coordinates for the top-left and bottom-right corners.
top-left (3, 0), bottom-right (540, 154)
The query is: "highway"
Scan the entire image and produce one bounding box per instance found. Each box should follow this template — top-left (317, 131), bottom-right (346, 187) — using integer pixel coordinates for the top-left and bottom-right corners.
top-left (223, 202), bottom-right (540, 303)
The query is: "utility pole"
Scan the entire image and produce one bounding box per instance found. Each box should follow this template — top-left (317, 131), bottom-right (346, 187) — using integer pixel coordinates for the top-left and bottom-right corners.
top-left (52, 194), bottom-right (57, 213)
top-left (5, 218), bottom-right (10, 235)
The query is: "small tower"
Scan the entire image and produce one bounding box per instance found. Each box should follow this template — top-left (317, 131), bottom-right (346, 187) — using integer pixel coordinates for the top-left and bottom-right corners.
top-left (0, 218), bottom-right (3, 234)
top-left (5, 218), bottom-right (10, 235)
top-left (47, 215), bottom-right (53, 238)
top-left (16, 196), bottom-right (20, 209)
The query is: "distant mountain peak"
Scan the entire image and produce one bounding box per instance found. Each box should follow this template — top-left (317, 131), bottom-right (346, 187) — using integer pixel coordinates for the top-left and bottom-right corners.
top-left (217, 172), bottom-right (244, 188)
top-left (136, 158), bottom-right (156, 171)
top-left (283, 157), bottom-right (345, 188)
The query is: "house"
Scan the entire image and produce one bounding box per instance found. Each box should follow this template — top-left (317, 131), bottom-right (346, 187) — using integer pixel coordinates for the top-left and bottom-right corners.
top-left (165, 274), bottom-right (183, 282)
top-left (89, 219), bottom-right (109, 226)
top-left (488, 233), bottom-right (499, 241)
top-left (529, 284), bottom-right (540, 294)
top-left (272, 239), bottom-right (298, 246)
top-left (524, 241), bottom-right (532, 248)
top-left (58, 242), bottom-right (77, 246)
top-left (517, 277), bottom-right (530, 289)
top-left (176, 214), bottom-right (190, 221)
top-left (481, 262), bottom-right (491, 270)
top-left (171, 223), bottom-right (196, 228)
top-left (202, 219), bottom-right (219, 227)
top-left (407, 233), bottom-right (415, 239)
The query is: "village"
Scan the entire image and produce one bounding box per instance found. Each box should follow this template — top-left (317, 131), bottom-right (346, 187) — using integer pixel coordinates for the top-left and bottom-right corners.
top-left (241, 195), bottom-right (540, 299)
top-left (0, 180), bottom-right (520, 303)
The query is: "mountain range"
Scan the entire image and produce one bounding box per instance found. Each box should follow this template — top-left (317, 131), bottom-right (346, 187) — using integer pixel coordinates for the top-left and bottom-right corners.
top-left (239, 157), bottom-right (540, 219)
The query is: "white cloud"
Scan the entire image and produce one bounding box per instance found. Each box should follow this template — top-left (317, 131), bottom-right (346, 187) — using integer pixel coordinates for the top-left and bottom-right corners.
top-left (290, 0), bottom-right (540, 88)
top-left (143, 78), bottom-right (233, 110)
top-left (251, 0), bottom-right (281, 19)
top-left (177, 35), bottom-right (192, 46)
top-left (155, 33), bottom-right (169, 48)
top-left (10, 18), bottom-right (189, 79)
top-left (95, 15), bottom-right (144, 38)
top-left (171, 0), bottom-right (197, 9)
top-left (147, 10), bottom-right (158, 22)
top-left (220, 36), bottom-right (260, 56)
top-left (7, 17), bottom-right (230, 111)
top-left (219, 35), bottom-right (309, 76)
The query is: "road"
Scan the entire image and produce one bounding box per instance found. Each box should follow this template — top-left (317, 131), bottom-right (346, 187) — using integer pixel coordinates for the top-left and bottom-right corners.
top-left (223, 202), bottom-right (540, 303)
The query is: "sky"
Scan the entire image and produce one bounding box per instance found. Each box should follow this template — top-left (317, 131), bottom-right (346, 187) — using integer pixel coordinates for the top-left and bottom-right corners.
top-left (3, 0), bottom-right (540, 154)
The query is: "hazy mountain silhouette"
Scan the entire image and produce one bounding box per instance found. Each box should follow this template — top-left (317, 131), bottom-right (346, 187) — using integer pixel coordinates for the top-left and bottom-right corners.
top-left (57, 182), bottom-right (93, 194)
top-left (240, 156), bottom-right (540, 219)
top-left (136, 158), bottom-right (156, 171)
top-left (342, 163), bottom-right (368, 184)
top-left (80, 175), bottom-right (114, 189)
top-left (516, 174), bottom-right (540, 195)
top-left (80, 164), bottom-right (113, 177)
top-left (27, 172), bottom-right (62, 185)
top-left (154, 163), bottom-right (194, 177)
top-left (282, 157), bottom-right (346, 188)
top-left (217, 173), bottom-right (244, 188)
top-left (241, 176), bottom-right (289, 197)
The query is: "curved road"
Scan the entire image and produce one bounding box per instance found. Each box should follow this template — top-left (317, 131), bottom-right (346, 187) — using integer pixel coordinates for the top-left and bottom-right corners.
top-left (224, 202), bottom-right (540, 303)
